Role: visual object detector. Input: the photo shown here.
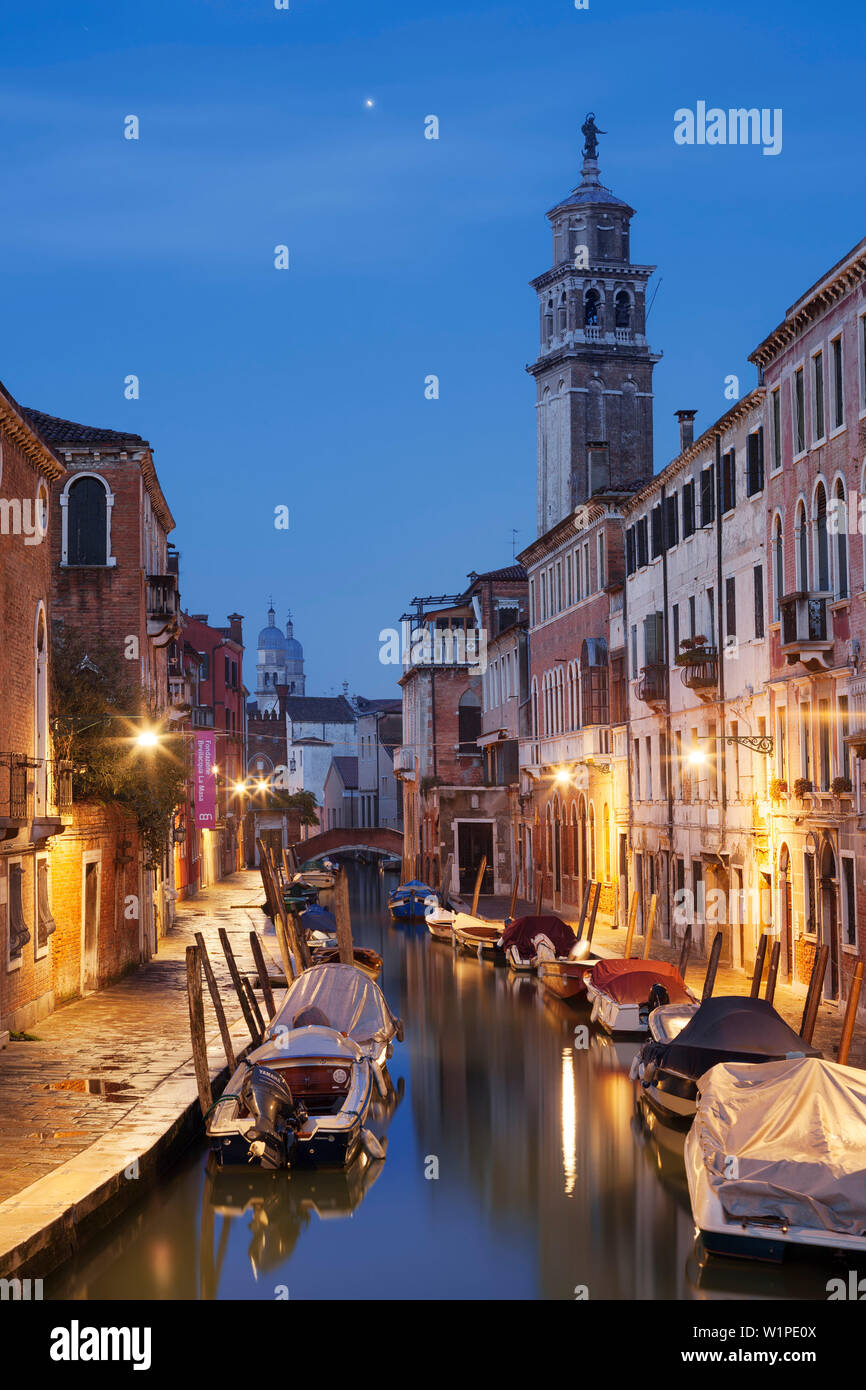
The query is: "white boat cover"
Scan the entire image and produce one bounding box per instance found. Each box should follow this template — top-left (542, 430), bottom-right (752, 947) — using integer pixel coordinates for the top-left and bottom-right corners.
top-left (265, 963), bottom-right (399, 1054)
top-left (693, 1057), bottom-right (866, 1235)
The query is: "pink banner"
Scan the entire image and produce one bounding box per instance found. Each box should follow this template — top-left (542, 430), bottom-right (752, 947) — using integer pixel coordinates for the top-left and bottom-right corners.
top-left (194, 731), bottom-right (217, 829)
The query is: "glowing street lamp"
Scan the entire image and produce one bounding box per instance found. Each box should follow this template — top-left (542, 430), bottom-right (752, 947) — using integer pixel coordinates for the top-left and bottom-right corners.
top-left (136, 729), bottom-right (159, 749)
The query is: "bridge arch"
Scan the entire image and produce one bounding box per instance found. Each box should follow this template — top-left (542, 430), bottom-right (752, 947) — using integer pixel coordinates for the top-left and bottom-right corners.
top-left (293, 826), bottom-right (403, 863)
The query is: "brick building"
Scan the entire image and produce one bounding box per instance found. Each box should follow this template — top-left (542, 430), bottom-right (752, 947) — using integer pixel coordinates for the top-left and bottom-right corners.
top-left (182, 612), bottom-right (246, 883)
top-left (397, 566), bottom-right (527, 894)
top-left (0, 383), bottom-right (70, 1039)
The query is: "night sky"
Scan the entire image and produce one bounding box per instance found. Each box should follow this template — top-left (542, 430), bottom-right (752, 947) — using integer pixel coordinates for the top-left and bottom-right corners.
top-left (2, 0), bottom-right (863, 694)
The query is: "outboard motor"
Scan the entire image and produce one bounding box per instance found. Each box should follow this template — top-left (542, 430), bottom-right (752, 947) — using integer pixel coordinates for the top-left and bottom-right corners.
top-left (639, 982), bottom-right (670, 1028)
top-left (241, 1064), bottom-right (305, 1170)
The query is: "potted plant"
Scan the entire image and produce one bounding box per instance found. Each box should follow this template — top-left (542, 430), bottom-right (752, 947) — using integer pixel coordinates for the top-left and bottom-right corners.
top-left (675, 634), bottom-right (712, 666)
top-left (768, 777), bottom-right (787, 801)
top-left (793, 777), bottom-right (813, 799)
top-left (832, 775), bottom-right (853, 797)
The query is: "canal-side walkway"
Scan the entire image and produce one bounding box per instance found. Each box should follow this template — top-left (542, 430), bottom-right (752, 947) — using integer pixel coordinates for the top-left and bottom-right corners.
top-left (475, 893), bottom-right (866, 1069)
top-left (0, 870), bottom-right (279, 1278)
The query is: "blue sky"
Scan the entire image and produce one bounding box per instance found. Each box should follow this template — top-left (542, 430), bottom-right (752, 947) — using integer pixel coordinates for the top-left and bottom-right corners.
top-left (2, 0), bottom-right (864, 696)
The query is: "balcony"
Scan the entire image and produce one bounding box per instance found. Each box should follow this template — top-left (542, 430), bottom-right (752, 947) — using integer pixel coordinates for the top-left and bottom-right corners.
top-left (146, 573), bottom-right (180, 647)
top-left (192, 706), bottom-right (214, 728)
top-left (677, 647), bottom-right (719, 701)
top-left (393, 747), bottom-right (415, 779)
top-left (0, 754), bottom-right (74, 840)
top-left (842, 675), bottom-right (866, 758)
top-left (779, 592), bottom-right (833, 671)
top-left (636, 663), bottom-right (668, 709)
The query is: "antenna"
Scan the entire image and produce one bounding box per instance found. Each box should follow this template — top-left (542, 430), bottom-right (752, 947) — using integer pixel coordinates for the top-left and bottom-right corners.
top-left (512, 528), bottom-right (519, 560)
top-left (646, 277), bottom-right (663, 321)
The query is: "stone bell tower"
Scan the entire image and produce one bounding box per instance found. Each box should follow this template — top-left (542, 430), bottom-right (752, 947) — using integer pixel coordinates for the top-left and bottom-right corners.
top-left (528, 113), bottom-right (661, 535)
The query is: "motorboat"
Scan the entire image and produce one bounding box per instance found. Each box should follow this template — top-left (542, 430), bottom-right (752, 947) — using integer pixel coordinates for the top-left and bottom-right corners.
top-left (537, 938), bottom-right (610, 1000)
top-left (500, 914), bottom-right (576, 972)
top-left (294, 869), bottom-right (336, 890)
top-left (425, 894), bottom-right (456, 941)
top-left (299, 903), bottom-right (338, 942)
top-left (388, 879), bottom-right (434, 921)
top-left (585, 958), bottom-right (697, 1034)
top-left (207, 963), bottom-right (402, 1170)
top-left (685, 1056), bottom-right (866, 1263)
top-left (633, 995), bottom-right (820, 1126)
top-left (451, 911), bottom-right (506, 958)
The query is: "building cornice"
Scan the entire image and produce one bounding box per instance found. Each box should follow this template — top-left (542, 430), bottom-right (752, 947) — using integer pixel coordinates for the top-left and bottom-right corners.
top-left (0, 387), bottom-right (67, 481)
top-left (749, 239), bottom-right (866, 370)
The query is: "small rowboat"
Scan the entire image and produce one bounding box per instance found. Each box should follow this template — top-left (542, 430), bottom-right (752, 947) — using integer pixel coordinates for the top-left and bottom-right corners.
top-left (451, 912), bottom-right (504, 958)
top-left (536, 940), bottom-right (609, 999)
top-left (425, 898), bottom-right (456, 941)
top-left (388, 880), bottom-right (434, 922)
top-left (294, 869), bottom-right (336, 890)
top-left (310, 946), bottom-right (383, 981)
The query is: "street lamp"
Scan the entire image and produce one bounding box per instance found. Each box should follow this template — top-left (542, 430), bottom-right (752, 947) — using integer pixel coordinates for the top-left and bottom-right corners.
top-left (136, 729), bottom-right (159, 749)
top-left (687, 734), bottom-right (774, 767)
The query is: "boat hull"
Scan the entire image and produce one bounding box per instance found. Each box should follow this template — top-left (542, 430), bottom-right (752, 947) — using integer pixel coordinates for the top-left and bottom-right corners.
top-left (537, 959), bottom-right (597, 999)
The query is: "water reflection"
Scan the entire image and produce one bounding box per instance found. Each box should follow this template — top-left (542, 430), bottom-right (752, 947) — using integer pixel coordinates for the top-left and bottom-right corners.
top-left (45, 866), bottom-right (842, 1301)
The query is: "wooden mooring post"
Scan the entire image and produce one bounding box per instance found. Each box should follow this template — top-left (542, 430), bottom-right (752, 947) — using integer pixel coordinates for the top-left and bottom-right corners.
top-left (702, 931), bottom-right (723, 1001)
top-left (624, 891), bottom-right (639, 959)
top-left (218, 927), bottom-right (261, 1044)
top-left (332, 867), bottom-right (355, 966)
top-left (642, 893), bottom-right (658, 960)
top-left (185, 944), bottom-right (213, 1119)
top-left (800, 944), bottom-right (829, 1045)
top-left (574, 882), bottom-right (591, 943)
top-left (585, 882), bottom-right (601, 947)
top-left (764, 941), bottom-right (781, 1006)
top-left (472, 856), bottom-right (487, 917)
top-left (838, 961), bottom-right (864, 1066)
top-left (750, 933), bottom-right (768, 998)
top-left (194, 931), bottom-right (236, 1072)
top-left (678, 925), bottom-right (693, 980)
top-left (249, 931), bottom-right (277, 1019)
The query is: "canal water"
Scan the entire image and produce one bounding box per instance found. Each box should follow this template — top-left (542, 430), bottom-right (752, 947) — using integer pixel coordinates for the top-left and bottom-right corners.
top-left (49, 867), bottom-right (835, 1301)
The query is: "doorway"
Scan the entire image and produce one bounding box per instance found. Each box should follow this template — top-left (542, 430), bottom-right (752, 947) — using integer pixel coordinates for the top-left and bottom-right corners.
top-left (457, 822), bottom-right (494, 895)
top-left (82, 856), bottom-right (101, 993)
top-left (778, 845), bottom-right (793, 983)
top-left (820, 841), bottom-right (840, 1000)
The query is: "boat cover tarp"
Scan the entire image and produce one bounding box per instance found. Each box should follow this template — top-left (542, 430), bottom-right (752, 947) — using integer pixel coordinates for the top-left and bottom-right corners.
top-left (500, 914), bottom-right (575, 958)
top-left (693, 1057), bottom-right (866, 1235)
top-left (642, 996), bottom-right (819, 1080)
top-left (300, 904), bottom-right (337, 933)
top-left (390, 880), bottom-right (433, 899)
top-left (268, 963), bottom-right (398, 1052)
top-left (589, 957), bottom-right (690, 1005)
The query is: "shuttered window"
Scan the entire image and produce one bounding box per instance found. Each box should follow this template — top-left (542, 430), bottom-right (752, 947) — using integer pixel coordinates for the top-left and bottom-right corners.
top-left (651, 504), bottom-right (663, 559)
top-left (746, 429), bottom-right (764, 496)
top-left (722, 449), bottom-right (736, 512)
top-left (636, 517), bottom-right (648, 568)
top-left (626, 527), bottom-right (636, 576)
top-left (725, 576), bottom-right (736, 639)
top-left (753, 565), bottom-right (765, 638)
top-left (67, 477), bottom-right (108, 566)
top-left (700, 465), bottom-right (715, 526)
top-left (643, 611), bottom-right (665, 666)
top-left (8, 863), bottom-right (30, 958)
top-left (682, 481), bottom-right (695, 538)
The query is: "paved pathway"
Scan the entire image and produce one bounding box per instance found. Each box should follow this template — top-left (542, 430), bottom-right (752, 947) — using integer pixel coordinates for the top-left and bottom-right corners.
top-left (475, 893), bottom-right (866, 1069)
top-left (0, 871), bottom-right (277, 1206)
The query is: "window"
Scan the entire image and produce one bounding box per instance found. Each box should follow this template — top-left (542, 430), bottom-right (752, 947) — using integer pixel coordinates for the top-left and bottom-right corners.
top-left (580, 640), bottom-right (609, 726)
top-left (722, 448), bottom-right (736, 512)
top-left (776, 706), bottom-right (787, 782)
top-left (819, 698), bottom-right (831, 791)
top-left (583, 542), bottom-right (590, 595)
top-left (645, 736), bottom-right (653, 800)
top-left (842, 856), bottom-right (857, 948)
top-left (706, 587), bottom-right (715, 646)
top-left (630, 624), bottom-right (638, 679)
top-left (615, 292), bottom-right (630, 329)
top-left (633, 739), bottom-right (641, 799)
top-left (225, 655), bottom-right (231, 684)
top-left (839, 695), bottom-right (851, 781)
top-left (813, 350), bottom-right (825, 441)
top-left (700, 465), bottom-right (715, 526)
top-left (672, 604), bottom-right (680, 661)
top-left (584, 290), bottom-right (600, 327)
top-left (529, 578), bottom-right (535, 625)
top-left (793, 368), bottom-right (805, 454)
top-left (610, 651), bottom-right (626, 723)
top-left (597, 533), bottom-right (606, 589)
top-left (772, 516), bottom-right (784, 620)
top-left (835, 479), bottom-right (849, 599)
top-left (659, 731), bottom-right (668, 799)
top-left (831, 336), bottom-right (844, 430)
top-left (665, 493), bottom-right (678, 548)
top-left (636, 517), bottom-right (648, 568)
top-left (861, 314), bottom-right (866, 410)
top-left (457, 690), bottom-right (481, 754)
top-left (804, 852), bottom-right (817, 935)
top-left (800, 700), bottom-right (812, 781)
top-left (651, 503), bottom-right (663, 559)
top-left (682, 480), bottom-right (695, 538)
top-left (66, 476), bottom-right (108, 566)
top-left (725, 576), bottom-right (736, 640)
top-left (688, 596), bottom-right (696, 639)
top-left (729, 720), bottom-right (740, 799)
top-left (746, 428), bottom-right (764, 496)
top-left (36, 857), bottom-right (57, 958)
top-left (643, 611), bottom-right (665, 666)
top-left (555, 562), bottom-right (562, 613)
top-left (814, 483), bottom-right (829, 591)
top-left (771, 388), bottom-right (782, 471)
top-left (626, 527), bottom-right (636, 576)
top-left (796, 502), bottom-right (809, 590)
top-left (753, 564), bottom-right (765, 638)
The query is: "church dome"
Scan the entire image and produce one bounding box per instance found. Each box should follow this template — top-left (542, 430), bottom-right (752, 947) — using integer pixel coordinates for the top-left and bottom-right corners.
top-left (258, 605), bottom-right (288, 651)
top-left (286, 637), bottom-right (303, 660)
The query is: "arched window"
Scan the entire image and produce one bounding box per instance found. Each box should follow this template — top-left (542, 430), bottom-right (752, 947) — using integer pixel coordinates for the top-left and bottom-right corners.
top-left (773, 513), bottom-right (785, 619)
top-left (584, 290), bottom-right (601, 328)
top-left (814, 483), bottom-right (829, 591)
top-left (531, 677), bottom-right (539, 740)
top-left (602, 803), bottom-right (610, 880)
top-left (558, 291), bottom-right (567, 335)
top-left (66, 475), bottom-right (109, 566)
top-left (614, 291), bottom-right (631, 329)
top-left (796, 500), bottom-right (809, 590)
top-left (588, 804), bottom-right (596, 881)
top-left (834, 479), bottom-right (849, 599)
top-left (580, 639), bottom-right (609, 726)
top-left (570, 803), bottom-right (578, 880)
top-left (457, 689), bottom-right (481, 753)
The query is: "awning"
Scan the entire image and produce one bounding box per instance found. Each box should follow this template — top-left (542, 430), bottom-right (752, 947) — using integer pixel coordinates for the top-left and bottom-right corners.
top-left (476, 729), bottom-right (507, 747)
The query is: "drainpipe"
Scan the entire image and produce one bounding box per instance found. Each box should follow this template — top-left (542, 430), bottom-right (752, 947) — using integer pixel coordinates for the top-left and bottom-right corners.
top-left (623, 552), bottom-right (635, 931)
top-left (716, 432), bottom-right (726, 814)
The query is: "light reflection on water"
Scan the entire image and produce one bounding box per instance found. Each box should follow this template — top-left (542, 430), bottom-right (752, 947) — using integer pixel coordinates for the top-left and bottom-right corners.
top-left (47, 866), bottom-right (842, 1301)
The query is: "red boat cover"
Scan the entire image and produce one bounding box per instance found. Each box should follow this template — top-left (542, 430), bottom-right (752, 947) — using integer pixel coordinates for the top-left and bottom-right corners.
top-left (589, 958), bottom-right (691, 1006)
top-left (500, 914), bottom-right (575, 958)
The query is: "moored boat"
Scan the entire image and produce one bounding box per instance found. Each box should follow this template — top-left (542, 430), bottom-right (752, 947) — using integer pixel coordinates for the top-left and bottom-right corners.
top-left (501, 913), bottom-right (576, 971)
top-left (451, 911), bottom-right (505, 958)
top-left (633, 995), bottom-right (820, 1126)
top-left (685, 1056), bottom-right (866, 1262)
top-left (585, 958), bottom-right (697, 1034)
top-left (425, 895), bottom-right (456, 940)
top-left (207, 963), bottom-right (402, 1170)
top-left (388, 879), bottom-right (434, 921)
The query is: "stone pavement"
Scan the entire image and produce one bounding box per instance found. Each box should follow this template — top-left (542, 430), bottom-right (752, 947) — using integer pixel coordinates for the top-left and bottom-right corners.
top-left (475, 893), bottom-right (866, 1070)
top-left (0, 871), bottom-right (277, 1209)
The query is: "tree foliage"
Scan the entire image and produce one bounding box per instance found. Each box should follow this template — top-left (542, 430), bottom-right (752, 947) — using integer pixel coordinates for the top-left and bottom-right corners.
top-left (51, 623), bottom-right (186, 868)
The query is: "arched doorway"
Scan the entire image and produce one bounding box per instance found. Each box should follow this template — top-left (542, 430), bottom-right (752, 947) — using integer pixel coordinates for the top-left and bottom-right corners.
top-left (578, 796), bottom-right (588, 902)
top-left (778, 844), bottom-right (793, 983)
top-left (553, 798), bottom-right (562, 897)
top-left (820, 840), bottom-right (840, 1000)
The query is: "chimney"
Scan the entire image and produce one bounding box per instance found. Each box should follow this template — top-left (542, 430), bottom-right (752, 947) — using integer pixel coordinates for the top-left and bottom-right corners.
top-left (275, 682), bottom-right (289, 719)
top-left (227, 612), bottom-right (244, 646)
top-left (675, 410), bottom-right (698, 452)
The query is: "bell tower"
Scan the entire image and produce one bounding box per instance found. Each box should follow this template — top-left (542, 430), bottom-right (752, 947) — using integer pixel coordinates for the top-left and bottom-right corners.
top-left (528, 114), bottom-right (661, 534)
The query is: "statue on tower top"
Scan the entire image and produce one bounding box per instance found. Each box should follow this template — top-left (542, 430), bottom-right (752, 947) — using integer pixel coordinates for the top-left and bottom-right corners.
top-left (581, 112), bottom-right (605, 159)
